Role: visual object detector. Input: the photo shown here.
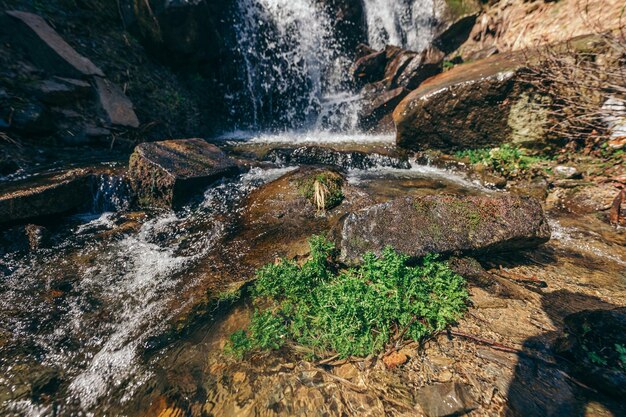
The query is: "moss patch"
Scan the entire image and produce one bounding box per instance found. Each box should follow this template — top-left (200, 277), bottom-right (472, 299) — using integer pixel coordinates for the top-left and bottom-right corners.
top-left (296, 171), bottom-right (344, 211)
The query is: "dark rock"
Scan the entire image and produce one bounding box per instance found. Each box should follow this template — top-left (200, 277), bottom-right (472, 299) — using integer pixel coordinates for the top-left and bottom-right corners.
top-left (3, 11), bottom-right (105, 78)
top-left (35, 77), bottom-right (91, 105)
top-left (265, 146), bottom-right (410, 170)
top-left (359, 83), bottom-right (409, 131)
top-left (353, 49), bottom-right (387, 83)
top-left (128, 0), bottom-right (234, 67)
top-left (94, 77), bottom-right (140, 128)
top-left (383, 50), bottom-right (417, 89)
top-left (395, 46), bottom-right (445, 90)
top-left (554, 308), bottom-right (626, 398)
top-left (415, 382), bottom-right (476, 417)
top-left (0, 169), bottom-right (94, 224)
top-left (433, 13), bottom-right (480, 54)
top-left (10, 102), bottom-right (55, 134)
top-left (355, 43), bottom-right (376, 60)
top-left (394, 52), bottom-right (549, 151)
top-left (340, 194), bottom-right (551, 264)
top-left (128, 139), bottom-right (239, 209)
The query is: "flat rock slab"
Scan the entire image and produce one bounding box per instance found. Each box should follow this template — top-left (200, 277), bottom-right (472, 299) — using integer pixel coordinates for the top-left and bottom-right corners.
top-left (128, 139), bottom-right (239, 209)
top-left (94, 77), bottom-right (140, 128)
top-left (4, 11), bottom-right (105, 78)
top-left (340, 194), bottom-right (551, 264)
top-left (0, 169), bottom-right (93, 224)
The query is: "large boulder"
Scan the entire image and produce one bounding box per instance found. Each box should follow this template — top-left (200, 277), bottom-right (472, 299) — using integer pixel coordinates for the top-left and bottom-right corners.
top-left (2, 11), bottom-right (105, 78)
top-left (0, 169), bottom-right (94, 225)
top-left (340, 193), bottom-right (551, 264)
top-left (128, 139), bottom-right (239, 209)
top-left (394, 52), bottom-right (550, 151)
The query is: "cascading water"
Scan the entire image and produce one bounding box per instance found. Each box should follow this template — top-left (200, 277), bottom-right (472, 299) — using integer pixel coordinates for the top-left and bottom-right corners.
top-left (363, 0), bottom-right (437, 51)
top-left (231, 0), bottom-right (438, 134)
top-left (233, 0), bottom-right (358, 132)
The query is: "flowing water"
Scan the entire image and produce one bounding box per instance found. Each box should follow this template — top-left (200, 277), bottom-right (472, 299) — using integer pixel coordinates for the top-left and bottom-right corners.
top-left (231, 0), bottom-right (438, 131)
top-left (2, 1), bottom-right (625, 416)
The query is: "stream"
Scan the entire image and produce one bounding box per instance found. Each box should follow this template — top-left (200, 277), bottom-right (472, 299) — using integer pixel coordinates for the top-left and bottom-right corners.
top-left (1, 0), bottom-right (625, 415)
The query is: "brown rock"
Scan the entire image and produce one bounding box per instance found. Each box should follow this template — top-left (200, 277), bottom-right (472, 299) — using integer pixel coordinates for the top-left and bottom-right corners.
top-left (359, 83), bottom-right (408, 131)
top-left (415, 382), bottom-right (476, 417)
top-left (383, 351), bottom-right (408, 369)
top-left (128, 139), bottom-right (238, 209)
top-left (340, 194), bottom-right (551, 264)
top-left (0, 169), bottom-right (93, 224)
top-left (395, 46), bottom-right (445, 90)
top-left (94, 77), bottom-right (140, 128)
top-left (4, 11), bottom-right (105, 78)
top-left (393, 52), bottom-right (550, 151)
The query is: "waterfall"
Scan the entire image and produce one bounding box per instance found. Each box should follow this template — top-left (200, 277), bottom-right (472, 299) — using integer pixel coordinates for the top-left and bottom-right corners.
top-left (231, 0), bottom-right (437, 132)
top-left (363, 0), bottom-right (437, 51)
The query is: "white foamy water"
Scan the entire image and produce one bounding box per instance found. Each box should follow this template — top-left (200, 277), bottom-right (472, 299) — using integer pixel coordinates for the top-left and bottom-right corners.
top-left (232, 0), bottom-right (437, 131)
top-left (347, 158), bottom-right (488, 191)
top-left (0, 168), bottom-right (295, 416)
top-left (220, 131), bottom-right (395, 146)
top-left (363, 0), bottom-right (437, 51)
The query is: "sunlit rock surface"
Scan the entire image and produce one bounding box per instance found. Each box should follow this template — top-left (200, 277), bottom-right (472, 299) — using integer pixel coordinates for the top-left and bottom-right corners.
top-left (340, 193), bottom-right (551, 264)
top-left (128, 139), bottom-right (238, 208)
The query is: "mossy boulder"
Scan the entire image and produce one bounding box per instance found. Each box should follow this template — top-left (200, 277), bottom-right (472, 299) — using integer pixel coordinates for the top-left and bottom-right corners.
top-left (393, 52), bottom-right (550, 151)
top-left (128, 139), bottom-right (238, 209)
top-left (340, 193), bottom-right (551, 264)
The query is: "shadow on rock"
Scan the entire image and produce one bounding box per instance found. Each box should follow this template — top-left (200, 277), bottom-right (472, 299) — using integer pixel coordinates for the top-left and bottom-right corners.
top-left (506, 289), bottom-right (626, 417)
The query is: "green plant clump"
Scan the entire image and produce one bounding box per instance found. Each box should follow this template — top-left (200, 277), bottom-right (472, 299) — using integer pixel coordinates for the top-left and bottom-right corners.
top-left (455, 144), bottom-right (546, 177)
top-left (226, 235), bottom-right (469, 359)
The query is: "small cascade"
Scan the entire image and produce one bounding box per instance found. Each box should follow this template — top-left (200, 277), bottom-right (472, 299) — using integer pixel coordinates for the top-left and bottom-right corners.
top-left (90, 174), bottom-right (132, 214)
top-left (231, 0), bottom-right (438, 133)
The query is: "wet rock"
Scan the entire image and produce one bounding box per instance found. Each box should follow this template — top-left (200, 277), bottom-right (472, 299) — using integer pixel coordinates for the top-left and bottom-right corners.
top-left (3, 11), bottom-right (105, 78)
top-left (555, 308), bottom-right (626, 398)
top-left (128, 139), bottom-right (238, 209)
top-left (395, 46), bottom-right (445, 90)
top-left (0, 169), bottom-right (93, 224)
top-left (265, 146), bottom-right (410, 170)
top-left (415, 382), bottom-right (476, 417)
top-left (94, 77), bottom-right (140, 128)
top-left (317, 0), bottom-right (366, 54)
top-left (394, 52), bottom-right (550, 151)
top-left (383, 50), bottom-right (417, 89)
top-left (340, 194), bottom-right (551, 264)
top-left (359, 83), bottom-right (409, 131)
top-left (553, 165), bottom-right (580, 180)
top-left (353, 49), bottom-right (387, 83)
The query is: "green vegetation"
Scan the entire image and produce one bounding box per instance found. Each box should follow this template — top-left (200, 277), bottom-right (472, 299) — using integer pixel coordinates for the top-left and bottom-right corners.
top-left (455, 144), bottom-right (546, 177)
top-left (226, 235), bottom-right (469, 359)
top-left (297, 172), bottom-right (344, 211)
top-left (616, 344), bottom-right (626, 371)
